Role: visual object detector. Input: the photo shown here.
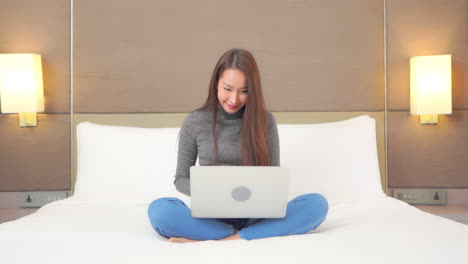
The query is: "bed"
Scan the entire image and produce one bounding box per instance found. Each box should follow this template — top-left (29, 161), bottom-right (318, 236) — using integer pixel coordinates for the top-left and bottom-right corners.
top-left (1, 115), bottom-right (467, 264)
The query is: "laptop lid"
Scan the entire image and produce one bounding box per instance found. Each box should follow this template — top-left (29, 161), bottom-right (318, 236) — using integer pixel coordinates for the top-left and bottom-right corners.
top-left (190, 166), bottom-right (289, 218)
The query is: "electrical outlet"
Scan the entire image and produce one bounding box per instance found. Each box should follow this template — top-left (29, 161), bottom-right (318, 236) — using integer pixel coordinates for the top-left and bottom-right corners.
top-left (20, 191), bottom-right (70, 208)
top-left (393, 188), bottom-right (447, 205)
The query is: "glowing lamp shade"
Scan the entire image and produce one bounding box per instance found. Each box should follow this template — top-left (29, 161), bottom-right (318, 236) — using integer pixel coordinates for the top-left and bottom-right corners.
top-left (0, 54), bottom-right (44, 127)
top-left (410, 54), bottom-right (452, 124)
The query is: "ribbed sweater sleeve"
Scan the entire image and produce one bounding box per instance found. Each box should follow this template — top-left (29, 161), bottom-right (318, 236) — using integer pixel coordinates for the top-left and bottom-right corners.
top-left (268, 113), bottom-right (280, 167)
top-left (173, 113), bottom-right (198, 196)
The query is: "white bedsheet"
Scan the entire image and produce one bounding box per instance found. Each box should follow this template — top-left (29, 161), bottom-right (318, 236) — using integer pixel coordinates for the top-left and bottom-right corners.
top-left (1, 195), bottom-right (467, 264)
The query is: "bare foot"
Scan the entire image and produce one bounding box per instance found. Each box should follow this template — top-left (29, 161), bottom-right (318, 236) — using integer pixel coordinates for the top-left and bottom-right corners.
top-left (219, 233), bottom-right (241, 241)
top-left (168, 237), bottom-right (200, 243)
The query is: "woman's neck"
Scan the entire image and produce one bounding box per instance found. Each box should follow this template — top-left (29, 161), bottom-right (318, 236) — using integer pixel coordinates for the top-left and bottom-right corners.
top-left (217, 101), bottom-right (244, 119)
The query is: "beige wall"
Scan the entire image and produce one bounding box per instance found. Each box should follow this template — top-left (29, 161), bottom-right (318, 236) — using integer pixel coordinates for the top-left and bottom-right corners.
top-left (0, 0), bottom-right (70, 191)
top-left (386, 0), bottom-right (468, 187)
top-left (73, 0), bottom-right (384, 113)
top-left (0, 0), bottom-right (467, 192)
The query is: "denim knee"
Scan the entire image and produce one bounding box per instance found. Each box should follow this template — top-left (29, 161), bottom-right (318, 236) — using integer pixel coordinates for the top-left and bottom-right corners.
top-left (295, 193), bottom-right (329, 218)
top-left (309, 193), bottom-right (328, 211)
top-left (147, 197), bottom-right (184, 234)
top-left (293, 193), bottom-right (329, 232)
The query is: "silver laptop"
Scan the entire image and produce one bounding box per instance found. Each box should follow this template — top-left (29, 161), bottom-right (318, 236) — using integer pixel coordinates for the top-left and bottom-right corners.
top-left (190, 166), bottom-right (289, 218)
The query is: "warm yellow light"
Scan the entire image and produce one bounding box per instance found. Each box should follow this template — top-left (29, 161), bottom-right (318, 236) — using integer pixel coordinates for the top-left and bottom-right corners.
top-left (410, 54), bottom-right (451, 124)
top-left (0, 54), bottom-right (44, 127)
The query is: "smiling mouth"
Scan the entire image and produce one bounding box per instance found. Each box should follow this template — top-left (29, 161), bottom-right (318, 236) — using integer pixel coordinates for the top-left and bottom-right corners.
top-left (227, 104), bottom-right (238, 109)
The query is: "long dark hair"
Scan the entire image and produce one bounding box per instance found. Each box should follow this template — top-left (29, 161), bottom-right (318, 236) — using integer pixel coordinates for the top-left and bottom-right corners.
top-left (195, 48), bottom-right (271, 166)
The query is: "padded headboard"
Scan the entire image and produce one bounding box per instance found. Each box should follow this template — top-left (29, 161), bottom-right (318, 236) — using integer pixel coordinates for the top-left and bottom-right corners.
top-left (72, 112), bottom-right (386, 194)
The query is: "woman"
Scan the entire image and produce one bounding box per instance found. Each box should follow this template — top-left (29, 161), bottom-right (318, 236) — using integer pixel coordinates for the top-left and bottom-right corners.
top-left (147, 48), bottom-right (329, 243)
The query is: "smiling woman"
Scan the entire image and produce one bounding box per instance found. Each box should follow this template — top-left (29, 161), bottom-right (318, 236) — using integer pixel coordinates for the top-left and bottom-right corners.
top-left (146, 48), bottom-right (329, 243)
top-left (195, 48), bottom-right (271, 167)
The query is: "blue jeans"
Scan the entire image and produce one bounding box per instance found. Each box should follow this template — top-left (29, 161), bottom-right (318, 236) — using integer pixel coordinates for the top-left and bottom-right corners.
top-left (147, 193), bottom-right (328, 241)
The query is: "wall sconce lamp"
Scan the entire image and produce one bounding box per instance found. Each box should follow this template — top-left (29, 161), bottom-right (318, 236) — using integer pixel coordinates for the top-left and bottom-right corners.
top-left (0, 53), bottom-right (45, 127)
top-left (410, 54), bottom-right (452, 125)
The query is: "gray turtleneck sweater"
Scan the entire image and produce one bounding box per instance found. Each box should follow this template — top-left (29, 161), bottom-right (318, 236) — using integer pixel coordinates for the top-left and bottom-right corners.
top-left (174, 102), bottom-right (280, 196)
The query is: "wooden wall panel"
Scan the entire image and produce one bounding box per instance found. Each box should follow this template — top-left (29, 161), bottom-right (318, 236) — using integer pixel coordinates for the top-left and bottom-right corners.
top-left (0, 0), bottom-right (70, 191)
top-left (386, 0), bottom-right (468, 188)
top-left (74, 0), bottom-right (384, 113)
top-left (388, 111), bottom-right (468, 188)
top-left (386, 0), bottom-right (468, 110)
top-left (0, 0), bottom-right (71, 113)
top-left (2, 0), bottom-right (467, 192)
top-left (0, 114), bottom-right (70, 191)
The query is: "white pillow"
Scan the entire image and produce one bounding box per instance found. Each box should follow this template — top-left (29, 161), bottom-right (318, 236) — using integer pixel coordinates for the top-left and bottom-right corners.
top-left (74, 115), bottom-right (383, 204)
top-left (279, 115), bottom-right (385, 201)
top-left (74, 122), bottom-right (183, 203)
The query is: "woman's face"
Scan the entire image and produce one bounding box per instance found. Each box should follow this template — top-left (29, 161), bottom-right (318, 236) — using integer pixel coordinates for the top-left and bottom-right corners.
top-left (217, 68), bottom-right (248, 114)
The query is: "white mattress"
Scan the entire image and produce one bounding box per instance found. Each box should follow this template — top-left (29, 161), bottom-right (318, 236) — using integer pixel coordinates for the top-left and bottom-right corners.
top-left (1, 195), bottom-right (467, 264)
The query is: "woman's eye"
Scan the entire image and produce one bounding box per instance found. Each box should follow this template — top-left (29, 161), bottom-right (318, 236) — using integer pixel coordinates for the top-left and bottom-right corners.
top-left (223, 87), bottom-right (247, 94)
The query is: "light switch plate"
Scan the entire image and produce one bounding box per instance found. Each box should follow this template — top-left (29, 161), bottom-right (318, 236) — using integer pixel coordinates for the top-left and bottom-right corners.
top-left (393, 188), bottom-right (447, 205)
top-left (20, 191), bottom-right (71, 208)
